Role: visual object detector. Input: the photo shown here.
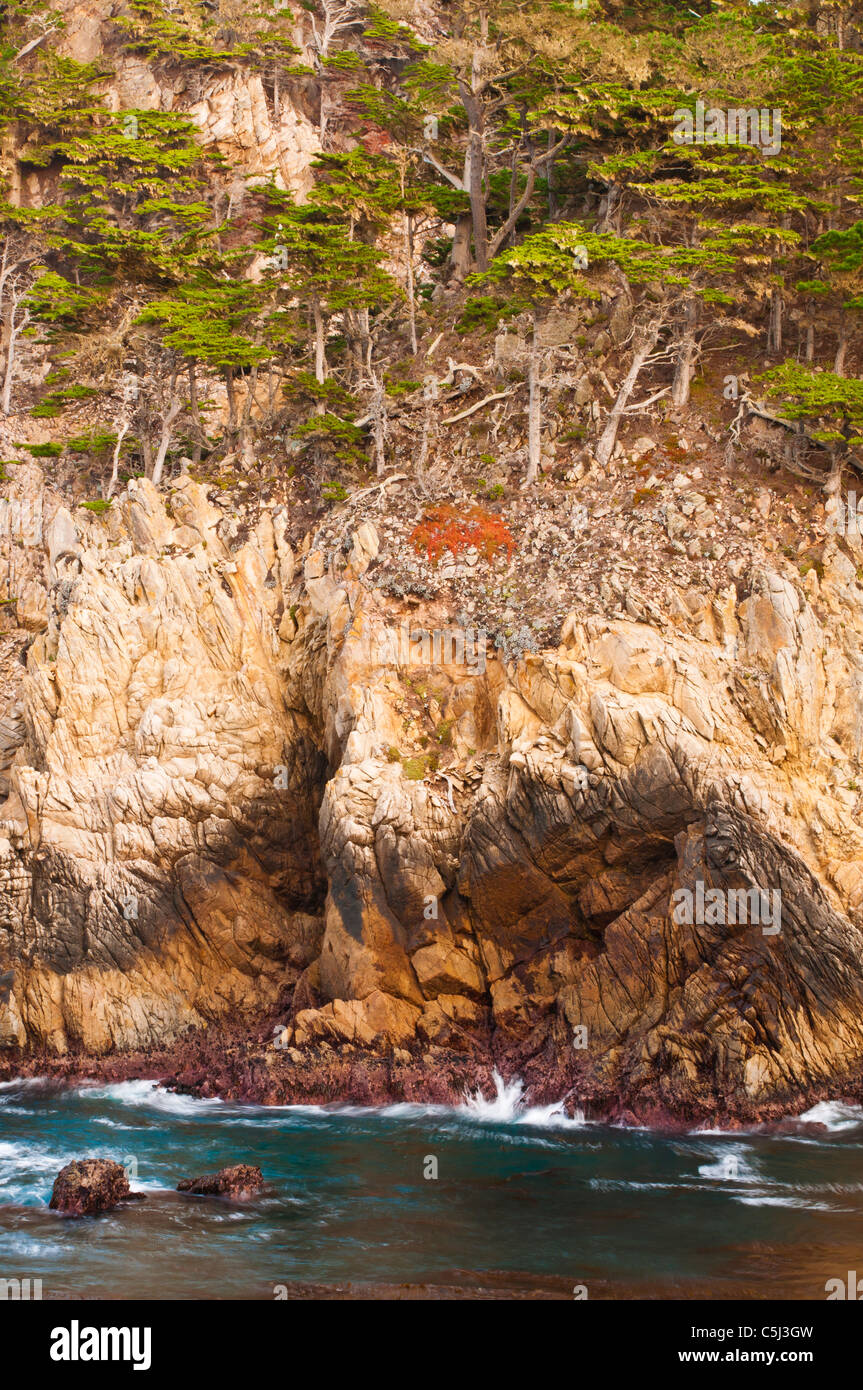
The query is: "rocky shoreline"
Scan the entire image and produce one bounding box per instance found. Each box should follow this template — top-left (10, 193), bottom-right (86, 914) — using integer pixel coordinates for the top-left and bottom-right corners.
top-left (3, 1025), bottom-right (862, 1134)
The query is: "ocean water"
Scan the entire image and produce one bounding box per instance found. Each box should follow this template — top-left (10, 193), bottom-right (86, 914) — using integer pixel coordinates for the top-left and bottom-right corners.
top-left (1, 1072), bottom-right (862, 1299)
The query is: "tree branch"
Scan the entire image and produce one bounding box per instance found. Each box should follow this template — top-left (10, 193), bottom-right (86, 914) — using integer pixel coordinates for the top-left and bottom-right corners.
top-left (442, 387), bottom-right (518, 424)
top-left (419, 150), bottom-right (465, 191)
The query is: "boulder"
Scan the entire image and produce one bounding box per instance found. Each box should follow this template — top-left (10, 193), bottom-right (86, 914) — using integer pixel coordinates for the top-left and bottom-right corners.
top-left (177, 1164), bottom-right (264, 1199)
top-left (49, 1159), bottom-right (134, 1217)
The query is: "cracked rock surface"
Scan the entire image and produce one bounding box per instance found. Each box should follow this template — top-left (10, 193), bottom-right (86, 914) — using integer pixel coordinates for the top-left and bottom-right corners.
top-left (4, 465), bottom-right (863, 1122)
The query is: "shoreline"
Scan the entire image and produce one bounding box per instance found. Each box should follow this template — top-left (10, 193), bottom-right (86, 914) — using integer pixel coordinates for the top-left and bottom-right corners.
top-left (3, 1021), bottom-right (863, 1136)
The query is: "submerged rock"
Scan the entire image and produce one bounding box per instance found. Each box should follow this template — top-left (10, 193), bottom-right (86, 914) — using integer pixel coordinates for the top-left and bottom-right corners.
top-left (177, 1164), bottom-right (265, 1199)
top-left (49, 1159), bottom-right (135, 1217)
top-left (760, 1117), bottom-right (830, 1139)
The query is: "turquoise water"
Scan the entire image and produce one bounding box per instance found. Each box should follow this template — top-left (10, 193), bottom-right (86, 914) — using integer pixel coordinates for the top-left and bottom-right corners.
top-left (1, 1074), bottom-right (862, 1299)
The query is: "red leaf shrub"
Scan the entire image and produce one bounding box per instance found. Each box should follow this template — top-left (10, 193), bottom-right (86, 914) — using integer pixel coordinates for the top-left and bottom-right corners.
top-left (409, 504), bottom-right (517, 567)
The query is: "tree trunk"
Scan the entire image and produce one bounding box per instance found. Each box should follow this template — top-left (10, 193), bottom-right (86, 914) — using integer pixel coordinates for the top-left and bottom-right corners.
top-left (0, 291), bottom-right (27, 416)
top-left (547, 127), bottom-right (558, 218)
top-left (187, 359), bottom-right (200, 428)
top-left (370, 371), bottom-right (387, 476)
top-left (768, 288), bottom-right (783, 354)
top-left (595, 329), bottom-right (658, 469)
top-left (416, 393), bottom-right (434, 494)
top-left (0, 318), bottom-right (9, 406)
top-left (526, 316), bottom-right (542, 485)
top-left (449, 213), bottom-right (473, 282)
top-left (354, 313), bottom-right (364, 383)
top-left (671, 299), bottom-right (697, 409)
top-left (312, 297), bottom-right (326, 413)
top-left (508, 140), bottom-right (519, 218)
top-left (319, 85), bottom-right (329, 148)
top-left (360, 306), bottom-right (372, 378)
top-left (835, 310), bottom-right (848, 376)
top-left (188, 360), bottom-right (203, 463)
top-left (598, 184), bottom-right (621, 234)
top-left (459, 80), bottom-right (488, 271)
top-left (225, 368), bottom-right (238, 431)
top-left (151, 394), bottom-right (182, 488)
top-left (467, 127), bottom-right (487, 270)
top-left (240, 362), bottom-right (260, 441)
top-left (105, 422), bottom-right (130, 499)
top-left (404, 211), bottom-right (418, 356)
top-left (0, 320), bottom-right (15, 416)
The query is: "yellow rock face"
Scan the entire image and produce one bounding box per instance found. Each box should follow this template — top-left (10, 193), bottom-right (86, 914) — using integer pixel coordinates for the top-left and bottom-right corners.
top-left (4, 466), bottom-right (863, 1119)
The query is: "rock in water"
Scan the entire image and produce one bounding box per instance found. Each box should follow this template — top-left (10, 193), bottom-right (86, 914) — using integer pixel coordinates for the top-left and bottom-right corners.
top-left (177, 1164), bottom-right (264, 1199)
top-left (49, 1159), bottom-right (132, 1217)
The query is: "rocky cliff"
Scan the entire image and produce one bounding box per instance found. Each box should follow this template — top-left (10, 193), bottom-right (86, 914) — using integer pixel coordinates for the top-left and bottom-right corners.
top-left (4, 449), bottom-right (863, 1127)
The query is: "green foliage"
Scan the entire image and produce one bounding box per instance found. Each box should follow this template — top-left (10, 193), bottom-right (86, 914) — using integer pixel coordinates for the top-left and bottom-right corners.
top-left (45, 110), bottom-right (216, 280)
top-left (9, 0), bottom-right (863, 507)
top-left (66, 430), bottom-right (118, 454)
top-left (114, 0), bottom-right (299, 66)
top-left (31, 384), bottom-right (98, 418)
top-left (261, 191), bottom-right (399, 317)
top-left (322, 480), bottom-right (349, 505)
top-left (384, 372), bottom-right (422, 398)
top-left (484, 220), bottom-right (733, 309)
top-left (402, 751), bottom-right (438, 780)
top-left (26, 273), bottom-right (104, 327)
top-left (138, 276), bottom-right (269, 370)
top-left (291, 413), bottom-right (366, 466)
top-left (362, 5), bottom-right (424, 52)
top-left (758, 362), bottom-right (863, 447)
top-left (284, 373), bottom-right (353, 411)
top-left (457, 296), bottom-right (511, 335)
top-left (16, 442), bottom-right (63, 457)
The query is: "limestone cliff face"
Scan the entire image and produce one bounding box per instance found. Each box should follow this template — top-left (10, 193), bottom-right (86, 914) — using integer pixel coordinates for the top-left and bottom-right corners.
top-left (4, 465), bottom-right (863, 1120)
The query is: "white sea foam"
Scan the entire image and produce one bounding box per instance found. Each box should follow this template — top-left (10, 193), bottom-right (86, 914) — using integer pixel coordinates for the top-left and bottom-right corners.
top-left (734, 1194), bottom-right (838, 1211)
top-left (796, 1101), bottom-right (863, 1132)
top-left (460, 1070), bottom-right (586, 1128)
top-left (83, 1080), bottom-right (225, 1115)
top-left (697, 1145), bottom-right (760, 1184)
top-left (692, 1099), bottom-right (863, 1141)
top-left (0, 1078), bottom-right (56, 1095)
top-left (70, 1071), bottom-right (587, 1130)
top-left (0, 1140), bottom-right (29, 1160)
top-left (69, 1080), bottom-right (862, 1139)
top-left (378, 1102), bottom-right (453, 1120)
top-left (0, 1141), bottom-right (65, 1175)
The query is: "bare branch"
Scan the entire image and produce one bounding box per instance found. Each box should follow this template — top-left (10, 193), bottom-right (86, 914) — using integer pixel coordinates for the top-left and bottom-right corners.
top-left (623, 387), bottom-right (671, 413)
top-left (419, 149), bottom-right (466, 192)
top-left (442, 387), bottom-right (518, 424)
top-left (14, 28), bottom-right (56, 61)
